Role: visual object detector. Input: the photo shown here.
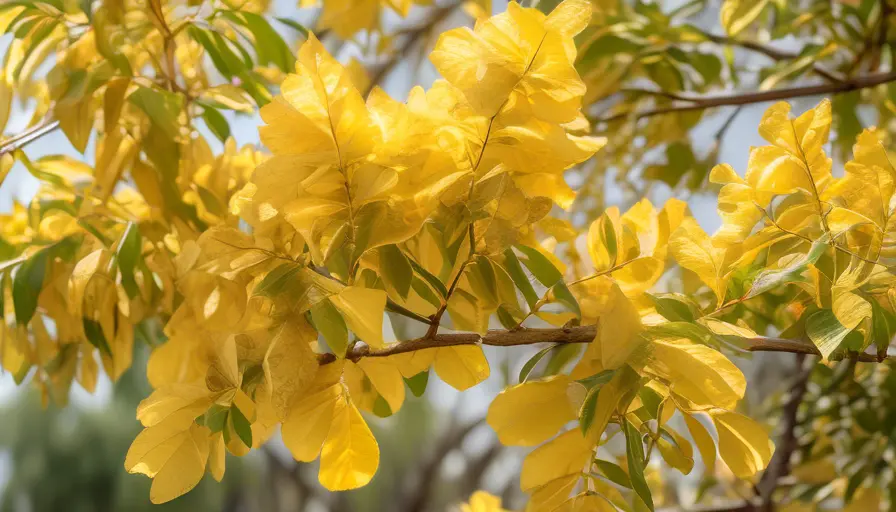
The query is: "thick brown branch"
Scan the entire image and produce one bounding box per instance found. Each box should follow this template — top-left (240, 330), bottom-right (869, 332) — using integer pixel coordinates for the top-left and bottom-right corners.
top-left (597, 71), bottom-right (896, 123)
top-left (317, 324), bottom-right (890, 364)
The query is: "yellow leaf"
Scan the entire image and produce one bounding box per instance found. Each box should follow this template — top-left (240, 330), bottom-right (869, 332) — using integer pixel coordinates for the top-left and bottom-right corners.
top-left (487, 375), bottom-right (578, 446)
top-left (125, 420), bottom-right (211, 504)
top-left (645, 337), bottom-right (745, 410)
top-left (208, 433), bottom-right (226, 482)
top-left (318, 391), bottom-right (380, 491)
top-left (206, 335), bottom-right (240, 392)
top-left (656, 427), bottom-right (694, 474)
top-left (460, 491), bottom-right (508, 512)
top-left (720, 0), bottom-right (769, 35)
top-left (281, 364), bottom-right (344, 462)
top-left (684, 413), bottom-right (717, 475)
top-left (433, 344), bottom-right (490, 391)
top-left (554, 493), bottom-right (617, 512)
top-left (136, 384), bottom-right (214, 429)
top-left (670, 217), bottom-right (728, 307)
top-left (598, 284), bottom-right (643, 370)
top-left (583, 365), bottom-right (640, 441)
top-left (355, 357), bottom-right (405, 413)
top-left (430, 0), bottom-right (589, 123)
top-left (712, 410), bottom-right (774, 479)
top-left (263, 319), bottom-right (318, 419)
top-left (520, 429), bottom-right (592, 491)
top-left (527, 474), bottom-right (580, 511)
top-left (329, 286), bottom-right (387, 348)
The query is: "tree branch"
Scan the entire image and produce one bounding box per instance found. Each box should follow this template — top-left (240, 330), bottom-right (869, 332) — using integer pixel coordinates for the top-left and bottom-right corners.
top-left (317, 324), bottom-right (891, 364)
top-left (362, 2), bottom-right (459, 96)
top-left (596, 71), bottom-right (896, 123)
top-left (0, 119), bottom-right (61, 156)
top-left (756, 354), bottom-right (813, 511)
top-left (698, 32), bottom-right (843, 83)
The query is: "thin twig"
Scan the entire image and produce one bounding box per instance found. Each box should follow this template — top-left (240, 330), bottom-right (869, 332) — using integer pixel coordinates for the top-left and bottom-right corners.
top-left (0, 120), bottom-right (61, 156)
top-left (596, 71), bottom-right (896, 123)
top-left (699, 31), bottom-right (843, 82)
top-left (363, 2), bottom-right (459, 96)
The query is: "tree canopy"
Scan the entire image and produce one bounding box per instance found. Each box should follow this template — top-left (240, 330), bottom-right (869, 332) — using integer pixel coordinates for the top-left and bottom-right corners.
top-left (1, 0), bottom-right (896, 510)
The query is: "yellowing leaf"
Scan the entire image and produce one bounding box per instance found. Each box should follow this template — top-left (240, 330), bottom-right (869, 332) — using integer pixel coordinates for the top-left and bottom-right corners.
top-left (263, 319), bottom-right (317, 419)
top-left (281, 366), bottom-right (344, 462)
top-left (329, 286), bottom-right (387, 348)
top-left (433, 344), bottom-right (490, 391)
top-left (656, 427), bottom-right (694, 474)
top-left (583, 365), bottom-right (640, 441)
top-left (430, 0), bottom-right (590, 123)
top-left (720, 0), bottom-right (769, 35)
top-left (460, 491), bottom-right (508, 512)
top-left (598, 283), bottom-right (643, 370)
top-left (684, 413), bottom-right (717, 475)
top-left (520, 429), bottom-right (592, 491)
top-left (670, 218), bottom-right (728, 307)
top-left (712, 410), bottom-right (774, 479)
top-left (355, 358), bottom-right (405, 413)
top-left (552, 492), bottom-right (616, 512)
top-left (318, 391), bottom-right (380, 491)
top-left (487, 375), bottom-right (578, 446)
top-left (136, 384), bottom-right (214, 430)
top-left (644, 337), bottom-right (745, 410)
top-left (125, 421), bottom-right (211, 504)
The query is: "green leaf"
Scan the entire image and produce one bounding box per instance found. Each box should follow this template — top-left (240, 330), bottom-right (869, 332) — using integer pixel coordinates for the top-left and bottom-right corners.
top-left (600, 213), bottom-right (617, 267)
top-left (594, 459), bottom-right (632, 489)
top-left (550, 281), bottom-right (581, 318)
top-left (623, 419), bottom-right (655, 511)
top-left (502, 248), bottom-right (538, 309)
top-left (579, 384), bottom-right (601, 435)
top-left (221, 11), bottom-right (295, 72)
top-left (543, 343), bottom-right (581, 376)
top-left (406, 257), bottom-right (448, 299)
top-left (518, 345), bottom-right (556, 383)
top-left (128, 86), bottom-right (184, 140)
top-left (514, 245), bottom-right (580, 316)
top-left (379, 245), bottom-right (412, 300)
top-left (310, 299), bottom-right (349, 358)
top-left (205, 404), bottom-right (229, 433)
top-left (496, 304), bottom-right (521, 329)
top-left (720, 0), bottom-right (770, 36)
top-left (807, 308), bottom-right (852, 360)
top-left (230, 403), bottom-right (253, 448)
top-left (747, 233), bottom-right (830, 299)
top-left (253, 263), bottom-right (303, 297)
top-left (12, 250), bottom-right (48, 325)
top-left (372, 394), bottom-right (392, 418)
top-left (201, 106), bottom-right (230, 143)
top-left (83, 317), bottom-right (112, 357)
top-left (871, 299), bottom-right (895, 358)
top-left (188, 25), bottom-right (247, 79)
top-left (276, 17), bottom-right (309, 36)
top-left (515, 244), bottom-right (563, 286)
top-left (116, 222), bottom-right (142, 299)
top-left (404, 370), bottom-right (429, 397)
top-left (576, 369), bottom-right (616, 389)
top-left (649, 293), bottom-right (699, 322)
